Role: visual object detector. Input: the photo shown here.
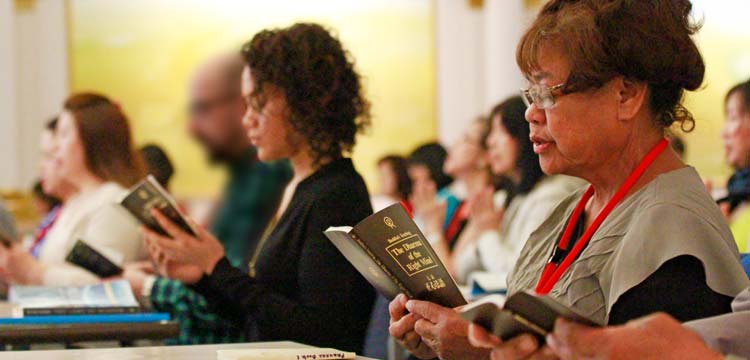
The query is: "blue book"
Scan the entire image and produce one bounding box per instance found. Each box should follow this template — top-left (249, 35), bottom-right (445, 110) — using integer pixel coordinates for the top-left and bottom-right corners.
top-left (0, 312), bottom-right (170, 325)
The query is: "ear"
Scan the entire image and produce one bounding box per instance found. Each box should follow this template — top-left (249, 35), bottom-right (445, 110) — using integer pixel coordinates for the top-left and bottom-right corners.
top-left (616, 77), bottom-right (649, 122)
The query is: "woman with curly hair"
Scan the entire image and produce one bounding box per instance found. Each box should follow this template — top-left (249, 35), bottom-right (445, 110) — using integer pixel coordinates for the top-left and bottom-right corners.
top-left (144, 23), bottom-right (375, 352)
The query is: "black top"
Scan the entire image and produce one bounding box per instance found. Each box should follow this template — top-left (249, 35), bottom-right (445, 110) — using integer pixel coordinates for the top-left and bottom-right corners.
top-left (193, 158), bottom-right (375, 352)
top-left (609, 255), bottom-right (733, 325)
top-left (555, 212), bottom-right (733, 325)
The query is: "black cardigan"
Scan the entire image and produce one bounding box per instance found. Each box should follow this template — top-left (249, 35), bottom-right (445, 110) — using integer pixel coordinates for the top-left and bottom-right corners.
top-left (193, 158), bottom-right (375, 352)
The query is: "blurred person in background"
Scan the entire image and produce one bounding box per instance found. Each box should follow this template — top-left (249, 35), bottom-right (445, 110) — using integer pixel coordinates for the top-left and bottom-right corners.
top-left (0, 93), bottom-right (146, 286)
top-left (413, 116), bottom-right (494, 252)
top-left (371, 155), bottom-right (412, 212)
top-left (139, 144), bottom-right (175, 190)
top-left (29, 118), bottom-right (78, 259)
top-left (718, 79), bottom-right (750, 253)
top-left (407, 143), bottom-right (462, 241)
top-left (121, 53), bottom-right (291, 345)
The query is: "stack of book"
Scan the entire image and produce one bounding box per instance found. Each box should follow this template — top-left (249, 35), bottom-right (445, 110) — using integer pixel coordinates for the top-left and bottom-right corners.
top-left (0, 280), bottom-right (169, 325)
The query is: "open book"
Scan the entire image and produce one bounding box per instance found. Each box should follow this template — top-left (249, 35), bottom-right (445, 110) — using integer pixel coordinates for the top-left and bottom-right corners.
top-left (120, 175), bottom-right (196, 236)
top-left (459, 290), bottom-right (602, 343)
top-left (325, 203), bottom-right (466, 308)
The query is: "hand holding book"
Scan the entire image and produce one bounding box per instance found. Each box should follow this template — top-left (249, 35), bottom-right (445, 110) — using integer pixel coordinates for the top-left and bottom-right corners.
top-left (142, 209), bottom-right (223, 283)
top-left (389, 295), bottom-right (491, 360)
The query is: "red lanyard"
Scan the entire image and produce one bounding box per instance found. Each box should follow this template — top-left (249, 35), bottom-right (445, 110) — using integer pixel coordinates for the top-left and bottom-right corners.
top-left (535, 138), bottom-right (670, 294)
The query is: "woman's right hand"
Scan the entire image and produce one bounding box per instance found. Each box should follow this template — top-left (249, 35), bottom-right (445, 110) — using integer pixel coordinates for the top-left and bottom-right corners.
top-left (388, 294), bottom-right (437, 359)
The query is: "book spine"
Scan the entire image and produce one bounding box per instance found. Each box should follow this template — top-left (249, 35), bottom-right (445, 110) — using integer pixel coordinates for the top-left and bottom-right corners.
top-left (349, 230), bottom-right (413, 298)
top-left (23, 307), bottom-right (141, 317)
top-left (0, 313), bottom-right (171, 325)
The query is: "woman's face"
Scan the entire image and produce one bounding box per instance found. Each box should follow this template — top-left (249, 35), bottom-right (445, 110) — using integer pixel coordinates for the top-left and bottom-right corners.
top-left (443, 121), bottom-right (487, 177)
top-left (524, 42), bottom-right (627, 177)
top-left (40, 129), bottom-right (65, 196)
top-left (241, 66), bottom-right (301, 162)
top-left (377, 162), bottom-right (398, 197)
top-left (54, 111), bottom-right (89, 186)
top-left (408, 164), bottom-right (433, 190)
top-left (486, 115), bottom-right (519, 176)
top-left (721, 92), bottom-right (750, 168)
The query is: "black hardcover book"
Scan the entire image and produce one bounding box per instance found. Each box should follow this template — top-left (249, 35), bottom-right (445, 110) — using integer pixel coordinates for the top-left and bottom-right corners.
top-left (325, 203), bottom-right (466, 308)
top-left (65, 240), bottom-right (123, 278)
top-left (459, 291), bottom-right (603, 343)
top-left (119, 175), bottom-right (196, 237)
top-left (24, 306), bottom-right (141, 317)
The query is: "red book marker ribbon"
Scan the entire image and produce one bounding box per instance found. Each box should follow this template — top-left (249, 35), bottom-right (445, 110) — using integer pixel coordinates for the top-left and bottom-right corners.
top-left (535, 138), bottom-right (670, 295)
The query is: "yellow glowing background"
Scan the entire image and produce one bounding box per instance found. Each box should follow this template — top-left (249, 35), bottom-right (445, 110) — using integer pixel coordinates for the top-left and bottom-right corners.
top-left (69, 0), bottom-right (436, 197)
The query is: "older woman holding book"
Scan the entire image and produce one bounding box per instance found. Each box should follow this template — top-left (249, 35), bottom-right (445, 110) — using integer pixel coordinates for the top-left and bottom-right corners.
top-left (388, 0), bottom-right (750, 359)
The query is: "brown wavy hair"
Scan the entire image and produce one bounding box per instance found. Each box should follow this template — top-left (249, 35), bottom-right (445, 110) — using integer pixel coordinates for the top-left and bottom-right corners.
top-left (518, 0), bottom-right (704, 132)
top-left (240, 23), bottom-right (371, 164)
top-left (63, 93), bottom-right (145, 187)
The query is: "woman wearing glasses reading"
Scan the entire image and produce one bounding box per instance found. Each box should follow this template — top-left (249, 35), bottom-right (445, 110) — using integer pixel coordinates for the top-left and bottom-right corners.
top-left (388, 1), bottom-right (750, 359)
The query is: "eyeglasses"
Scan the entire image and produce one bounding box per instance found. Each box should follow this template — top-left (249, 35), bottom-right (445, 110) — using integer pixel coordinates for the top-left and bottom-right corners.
top-left (520, 83), bottom-right (565, 110)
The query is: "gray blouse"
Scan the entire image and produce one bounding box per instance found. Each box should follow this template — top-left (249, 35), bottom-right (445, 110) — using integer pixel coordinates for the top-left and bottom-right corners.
top-left (507, 167), bottom-right (750, 324)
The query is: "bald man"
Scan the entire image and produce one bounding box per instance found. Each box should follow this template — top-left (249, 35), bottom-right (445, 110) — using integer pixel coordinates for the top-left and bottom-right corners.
top-left (122, 53), bottom-right (291, 345)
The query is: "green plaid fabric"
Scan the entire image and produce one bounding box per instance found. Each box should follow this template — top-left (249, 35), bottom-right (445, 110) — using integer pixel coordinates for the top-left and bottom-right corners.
top-left (149, 277), bottom-right (245, 345)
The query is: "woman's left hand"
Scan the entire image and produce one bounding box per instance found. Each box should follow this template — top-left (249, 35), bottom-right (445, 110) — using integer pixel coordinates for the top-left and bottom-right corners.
top-left (143, 209), bottom-right (225, 276)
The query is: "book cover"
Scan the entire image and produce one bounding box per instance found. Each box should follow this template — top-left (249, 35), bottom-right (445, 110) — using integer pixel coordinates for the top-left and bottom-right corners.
top-left (65, 240), bottom-right (123, 278)
top-left (119, 175), bottom-right (196, 237)
top-left (459, 290), bottom-right (602, 343)
top-left (325, 203), bottom-right (466, 308)
top-left (9, 280), bottom-right (139, 310)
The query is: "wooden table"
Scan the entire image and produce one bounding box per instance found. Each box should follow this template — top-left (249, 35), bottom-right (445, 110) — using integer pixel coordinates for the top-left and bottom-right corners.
top-left (0, 321), bottom-right (179, 346)
top-left (0, 341), bottom-right (376, 359)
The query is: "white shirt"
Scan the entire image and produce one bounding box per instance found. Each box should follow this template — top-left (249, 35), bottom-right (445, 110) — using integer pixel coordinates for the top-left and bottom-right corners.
top-left (454, 175), bottom-right (585, 285)
top-left (38, 182), bottom-right (145, 286)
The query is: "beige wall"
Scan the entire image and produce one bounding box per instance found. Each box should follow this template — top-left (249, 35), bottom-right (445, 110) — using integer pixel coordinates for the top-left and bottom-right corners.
top-left (0, 0), bottom-right (69, 191)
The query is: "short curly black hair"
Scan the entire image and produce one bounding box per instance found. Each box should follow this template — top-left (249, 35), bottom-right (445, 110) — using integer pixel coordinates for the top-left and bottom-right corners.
top-left (241, 23), bottom-right (371, 164)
